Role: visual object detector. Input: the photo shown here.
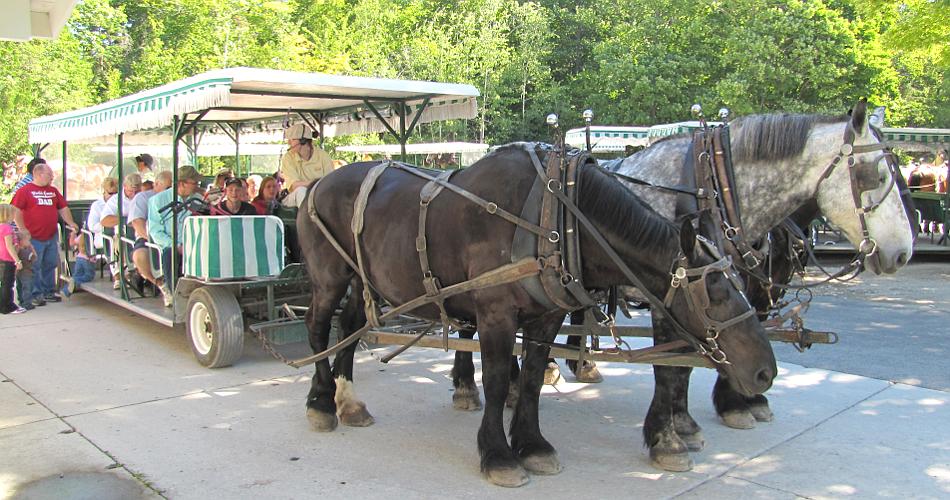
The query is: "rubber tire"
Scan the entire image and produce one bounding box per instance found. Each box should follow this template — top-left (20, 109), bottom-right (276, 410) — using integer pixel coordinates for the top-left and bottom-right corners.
top-left (186, 286), bottom-right (244, 368)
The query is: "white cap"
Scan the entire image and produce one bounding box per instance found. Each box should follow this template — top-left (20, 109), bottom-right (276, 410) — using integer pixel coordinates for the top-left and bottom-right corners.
top-left (284, 123), bottom-right (313, 140)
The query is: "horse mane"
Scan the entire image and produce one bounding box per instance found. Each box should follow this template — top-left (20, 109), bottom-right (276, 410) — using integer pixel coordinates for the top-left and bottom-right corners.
top-left (730, 113), bottom-right (846, 163)
top-left (578, 162), bottom-right (678, 250)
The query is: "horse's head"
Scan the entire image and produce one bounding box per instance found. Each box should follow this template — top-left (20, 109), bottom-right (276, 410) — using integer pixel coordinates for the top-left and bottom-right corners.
top-left (663, 218), bottom-right (777, 397)
top-left (811, 99), bottom-right (914, 274)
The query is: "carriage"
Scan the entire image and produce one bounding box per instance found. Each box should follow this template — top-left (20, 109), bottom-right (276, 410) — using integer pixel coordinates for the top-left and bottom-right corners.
top-left (28, 67), bottom-right (480, 367)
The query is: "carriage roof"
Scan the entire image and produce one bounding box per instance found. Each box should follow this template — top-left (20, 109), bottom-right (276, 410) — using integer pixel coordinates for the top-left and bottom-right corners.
top-left (28, 67), bottom-right (480, 144)
top-left (335, 142), bottom-right (489, 155)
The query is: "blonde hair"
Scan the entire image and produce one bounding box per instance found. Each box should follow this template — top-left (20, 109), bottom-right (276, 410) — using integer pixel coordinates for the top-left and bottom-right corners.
top-left (0, 204), bottom-right (15, 224)
top-left (101, 177), bottom-right (119, 194)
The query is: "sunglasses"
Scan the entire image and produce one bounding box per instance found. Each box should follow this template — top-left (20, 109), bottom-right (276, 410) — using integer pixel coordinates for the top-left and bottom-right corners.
top-left (107, 191), bottom-right (118, 195)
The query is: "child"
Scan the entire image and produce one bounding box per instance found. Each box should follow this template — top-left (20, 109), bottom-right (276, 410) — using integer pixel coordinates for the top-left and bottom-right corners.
top-left (62, 229), bottom-right (95, 298)
top-left (0, 204), bottom-right (27, 314)
top-left (15, 231), bottom-right (35, 310)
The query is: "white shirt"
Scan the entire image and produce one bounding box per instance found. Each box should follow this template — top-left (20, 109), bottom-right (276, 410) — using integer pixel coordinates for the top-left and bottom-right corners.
top-left (85, 197), bottom-right (107, 248)
top-left (101, 193), bottom-right (134, 219)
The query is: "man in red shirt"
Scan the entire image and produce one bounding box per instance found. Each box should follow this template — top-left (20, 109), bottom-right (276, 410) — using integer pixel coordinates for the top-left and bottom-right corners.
top-left (11, 163), bottom-right (78, 306)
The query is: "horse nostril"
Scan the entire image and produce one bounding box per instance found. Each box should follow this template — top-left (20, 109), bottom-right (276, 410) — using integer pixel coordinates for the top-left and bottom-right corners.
top-left (755, 367), bottom-right (775, 388)
top-left (896, 252), bottom-right (909, 267)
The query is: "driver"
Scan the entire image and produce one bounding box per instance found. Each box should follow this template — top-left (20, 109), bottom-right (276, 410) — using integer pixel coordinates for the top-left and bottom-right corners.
top-left (279, 123), bottom-right (334, 207)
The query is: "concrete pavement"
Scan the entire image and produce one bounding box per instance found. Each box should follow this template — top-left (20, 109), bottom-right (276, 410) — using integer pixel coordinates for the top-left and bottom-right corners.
top-left (1, 273), bottom-right (949, 499)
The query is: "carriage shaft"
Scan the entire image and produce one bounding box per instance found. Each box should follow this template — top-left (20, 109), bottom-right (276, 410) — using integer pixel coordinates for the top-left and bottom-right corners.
top-left (557, 324), bottom-right (835, 345)
top-left (362, 331), bottom-right (715, 368)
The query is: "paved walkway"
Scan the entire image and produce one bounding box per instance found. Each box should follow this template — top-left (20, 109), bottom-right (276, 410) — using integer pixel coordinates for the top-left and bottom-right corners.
top-left (1, 291), bottom-right (948, 499)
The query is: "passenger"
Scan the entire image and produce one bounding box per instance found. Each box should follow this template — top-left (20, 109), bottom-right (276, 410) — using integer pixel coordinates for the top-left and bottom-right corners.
top-left (204, 169), bottom-right (231, 206)
top-left (147, 166), bottom-right (202, 307)
top-left (86, 177), bottom-right (119, 253)
top-left (126, 170), bottom-right (171, 295)
top-left (252, 176), bottom-right (279, 215)
top-left (101, 173), bottom-right (143, 289)
top-left (0, 204), bottom-right (27, 314)
top-left (212, 178), bottom-right (257, 215)
top-left (61, 229), bottom-right (96, 299)
top-left (279, 123), bottom-right (333, 207)
top-left (238, 178), bottom-right (251, 203)
top-left (246, 174), bottom-right (262, 200)
top-left (10, 163), bottom-right (79, 306)
top-left (142, 180), bottom-right (154, 192)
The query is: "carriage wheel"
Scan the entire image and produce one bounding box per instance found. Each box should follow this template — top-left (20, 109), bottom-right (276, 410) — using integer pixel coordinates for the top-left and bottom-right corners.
top-left (187, 286), bottom-right (244, 368)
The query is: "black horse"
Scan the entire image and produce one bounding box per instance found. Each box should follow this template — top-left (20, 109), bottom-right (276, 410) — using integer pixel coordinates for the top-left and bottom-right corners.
top-left (296, 144), bottom-right (776, 487)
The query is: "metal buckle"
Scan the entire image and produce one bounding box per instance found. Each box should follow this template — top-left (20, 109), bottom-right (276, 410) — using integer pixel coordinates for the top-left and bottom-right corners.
top-left (859, 238), bottom-right (878, 256)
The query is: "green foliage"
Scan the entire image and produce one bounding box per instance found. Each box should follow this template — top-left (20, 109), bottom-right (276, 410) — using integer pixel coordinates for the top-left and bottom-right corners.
top-left (0, 0), bottom-right (946, 172)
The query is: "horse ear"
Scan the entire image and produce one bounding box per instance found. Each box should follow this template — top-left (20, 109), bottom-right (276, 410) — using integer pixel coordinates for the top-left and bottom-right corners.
top-left (850, 98), bottom-right (869, 133)
top-left (680, 218), bottom-right (697, 256)
top-left (870, 106), bottom-right (886, 129)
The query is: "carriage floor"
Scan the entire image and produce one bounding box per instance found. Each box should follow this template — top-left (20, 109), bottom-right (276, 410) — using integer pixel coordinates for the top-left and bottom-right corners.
top-left (78, 276), bottom-right (175, 327)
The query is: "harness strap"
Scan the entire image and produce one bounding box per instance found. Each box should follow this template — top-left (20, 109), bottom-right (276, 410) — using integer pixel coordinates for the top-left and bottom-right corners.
top-left (534, 147), bottom-right (577, 311)
top-left (711, 127), bottom-right (764, 268)
top-left (307, 180), bottom-right (359, 271)
top-left (351, 161), bottom-right (392, 327)
top-left (417, 169), bottom-right (458, 350)
top-left (289, 258), bottom-right (543, 368)
top-left (393, 162), bottom-right (556, 242)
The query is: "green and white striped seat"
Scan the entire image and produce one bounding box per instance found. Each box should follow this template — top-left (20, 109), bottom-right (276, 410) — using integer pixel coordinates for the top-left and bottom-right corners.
top-left (182, 216), bottom-right (285, 280)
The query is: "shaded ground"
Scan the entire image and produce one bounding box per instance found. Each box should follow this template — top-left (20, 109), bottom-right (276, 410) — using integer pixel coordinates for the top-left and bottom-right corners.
top-left (777, 262), bottom-right (950, 391)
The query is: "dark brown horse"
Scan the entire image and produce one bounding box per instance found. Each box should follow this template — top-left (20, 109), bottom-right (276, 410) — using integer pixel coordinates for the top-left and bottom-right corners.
top-left (296, 144), bottom-right (776, 487)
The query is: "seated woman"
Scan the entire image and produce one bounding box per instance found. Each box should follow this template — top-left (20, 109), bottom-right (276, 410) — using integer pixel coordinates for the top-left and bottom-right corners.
top-left (251, 176), bottom-right (279, 215)
top-left (86, 177), bottom-right (119, 253)
top-left (211, 178), bottom-right (257, 216)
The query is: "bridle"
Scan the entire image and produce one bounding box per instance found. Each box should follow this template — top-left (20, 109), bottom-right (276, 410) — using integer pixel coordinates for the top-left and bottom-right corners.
top-left (816, 121), bottom-right (898, 259)
top-left (663, 235), bottom-right (756, 364)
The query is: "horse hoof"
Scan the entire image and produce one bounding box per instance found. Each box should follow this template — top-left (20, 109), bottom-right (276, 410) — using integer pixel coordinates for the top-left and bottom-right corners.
top-left (520, 452), bottom-right (562, 475)
top-left (338, 402), bottom-right (375, 427)
top-left (452, 387), bottom-right (483, 411)
top-left (543, 362), bottom-right (561, 385)
top-left (306, 408), bottom-right (338, 432)
top-left (505, 383), bottom-right (519, 409)
top-left (649, 448), bottom-right (693, 472)
top-left (749, 403), bottom-right (774, 422)
top-left (721, 410), bottom-right (756, 429)
top-left (573, 362), bottom-right (603, 384)
top-left (485, 465), bottom-right (530, 487)
top-left (679, 431), bottom-right (705, 452)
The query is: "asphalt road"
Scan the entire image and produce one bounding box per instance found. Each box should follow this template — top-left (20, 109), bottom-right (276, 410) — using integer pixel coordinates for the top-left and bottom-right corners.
top-left (616, 261), bottom-right (950, 392)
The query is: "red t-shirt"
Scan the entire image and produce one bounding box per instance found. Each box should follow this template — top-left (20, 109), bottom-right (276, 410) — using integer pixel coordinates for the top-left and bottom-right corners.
top-left (11, 183), bottom-right (67, 240)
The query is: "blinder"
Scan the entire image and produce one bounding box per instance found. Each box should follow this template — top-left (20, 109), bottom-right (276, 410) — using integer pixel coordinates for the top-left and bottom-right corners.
top-left (662, 235), bottom-right (757, 365)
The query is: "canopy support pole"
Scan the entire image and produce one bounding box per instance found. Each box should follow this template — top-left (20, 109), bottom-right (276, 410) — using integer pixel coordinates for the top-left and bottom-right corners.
top-left (61, 141), bottom-right (67, 200)
top-left (234, 123), bottom-right (241, 177)
top-left (117, 133), bottom-right (128, 300)
top-left (171, 115), bottom-right (181, 296)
